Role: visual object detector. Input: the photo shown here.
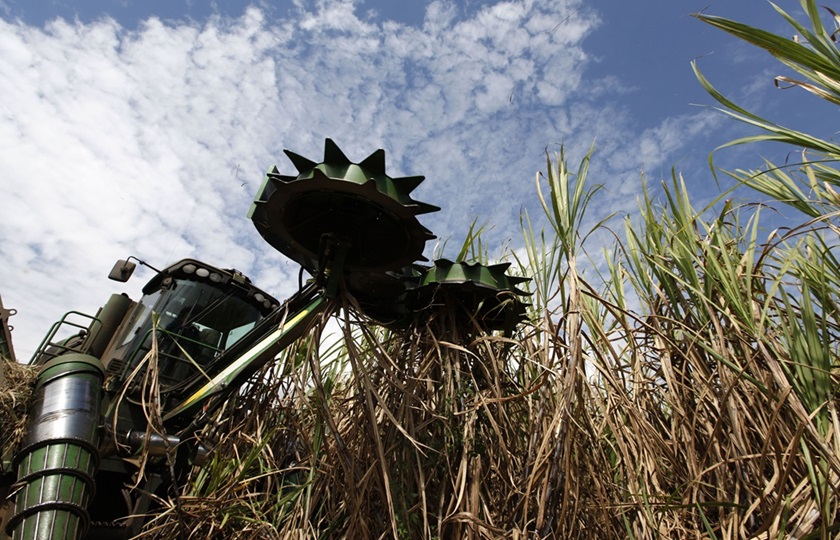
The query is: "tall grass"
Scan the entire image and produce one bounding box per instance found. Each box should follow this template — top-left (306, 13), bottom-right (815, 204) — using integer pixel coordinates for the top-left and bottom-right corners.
top-left (136, 2), bottom-right (839, 538)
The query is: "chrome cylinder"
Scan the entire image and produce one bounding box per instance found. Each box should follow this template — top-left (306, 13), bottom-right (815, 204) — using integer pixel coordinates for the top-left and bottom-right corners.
top-left (6, 353), bottom-right (104, 540)
top-left (123, 430), bottom-right (180, 457)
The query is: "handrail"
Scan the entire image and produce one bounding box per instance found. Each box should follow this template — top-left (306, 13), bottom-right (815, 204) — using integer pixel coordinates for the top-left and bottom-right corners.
top-left (30, 311), bottom-right (102, 364)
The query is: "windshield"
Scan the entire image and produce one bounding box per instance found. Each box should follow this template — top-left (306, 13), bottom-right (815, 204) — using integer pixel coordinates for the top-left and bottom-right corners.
top-left (117, 278), bottom-right (263, 391)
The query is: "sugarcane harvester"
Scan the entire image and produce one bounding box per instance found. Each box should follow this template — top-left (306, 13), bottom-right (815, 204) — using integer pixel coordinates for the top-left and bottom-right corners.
top-left (0, 139), bottom-right (528, 540)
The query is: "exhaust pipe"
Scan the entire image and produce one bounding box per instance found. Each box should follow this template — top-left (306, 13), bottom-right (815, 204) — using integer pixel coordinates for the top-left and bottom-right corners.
top-left (6, 354), bottom-right (104, 540)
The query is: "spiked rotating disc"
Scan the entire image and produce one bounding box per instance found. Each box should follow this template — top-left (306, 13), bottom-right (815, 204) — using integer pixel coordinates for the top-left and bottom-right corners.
top-left (406, 259), bottom-right (530, 330)
top-left (249, 139), bottom-right (439, 274)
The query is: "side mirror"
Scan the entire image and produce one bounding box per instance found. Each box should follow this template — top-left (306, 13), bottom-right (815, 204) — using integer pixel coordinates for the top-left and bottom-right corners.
top-left (108, 259), bottom-right (137, 282)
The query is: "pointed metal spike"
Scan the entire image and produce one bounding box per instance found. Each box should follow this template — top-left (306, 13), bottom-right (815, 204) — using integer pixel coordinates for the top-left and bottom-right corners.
top-left (418, 226), bottom-right (436, 239)
top-left (394, 175), bottom-right (425, 194)
top-left (324, 138), bottom-right (351, 164)
top-left (359, 149), bottom-right (386, 175)
top-left (415, 202), bottom-right (441, 215)
top-left (487, 262), bottom-right (512, 273)
top-left (284, 150), bottom-right (317, 173)
top-left (269, 165), bottom-right (280, 174)
top-left (311, 168), bottom-right (330, 181)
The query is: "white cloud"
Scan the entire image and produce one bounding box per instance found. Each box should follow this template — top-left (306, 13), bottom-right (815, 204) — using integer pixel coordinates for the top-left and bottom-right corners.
top-left (0, 0), bottom-right (713, 359)
top-left (0, 9), bottom-right (285, 357)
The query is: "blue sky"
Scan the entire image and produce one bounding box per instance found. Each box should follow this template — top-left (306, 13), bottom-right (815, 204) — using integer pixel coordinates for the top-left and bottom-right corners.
top-left (0, 0), bottom-right (833, 358)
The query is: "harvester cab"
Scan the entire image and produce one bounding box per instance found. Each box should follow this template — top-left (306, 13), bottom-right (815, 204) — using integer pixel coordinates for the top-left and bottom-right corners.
top-left (0, 139), bottom-right (530, 540)
top-left (97, 259), bottom-right (279, 403)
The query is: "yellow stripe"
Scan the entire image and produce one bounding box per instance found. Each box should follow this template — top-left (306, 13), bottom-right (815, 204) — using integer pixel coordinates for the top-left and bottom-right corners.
top-left (165, 302), bottom-right (320, 419)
